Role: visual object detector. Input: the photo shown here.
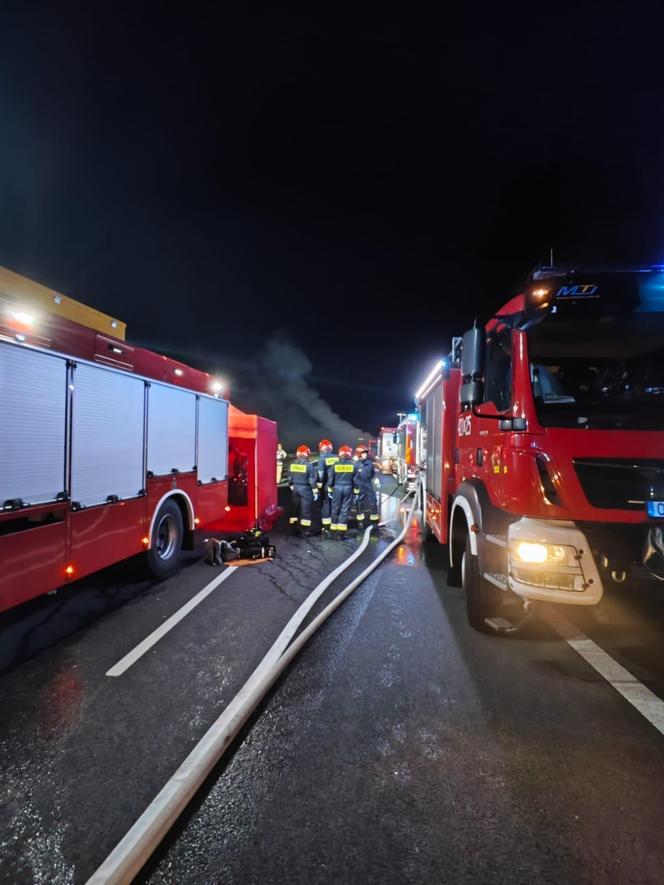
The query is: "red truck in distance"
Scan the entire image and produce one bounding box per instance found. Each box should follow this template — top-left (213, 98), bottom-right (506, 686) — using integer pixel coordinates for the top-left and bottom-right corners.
top-left (0, 266), bottom-right (277, 614)
top-left (416, 267), bottom-right (664, 632)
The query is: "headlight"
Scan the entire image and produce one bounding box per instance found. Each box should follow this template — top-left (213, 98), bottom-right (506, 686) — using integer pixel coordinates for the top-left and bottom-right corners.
top-left (512, 541), bottom-right (569, 565)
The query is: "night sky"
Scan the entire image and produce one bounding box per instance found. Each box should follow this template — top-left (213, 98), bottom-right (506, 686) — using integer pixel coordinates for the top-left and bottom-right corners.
top-left (2, 5), bottom-right (664, 441)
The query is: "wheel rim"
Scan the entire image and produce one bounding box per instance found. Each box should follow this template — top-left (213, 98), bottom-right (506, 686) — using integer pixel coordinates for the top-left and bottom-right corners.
top-left (155, 513), bottom-right (178, 560)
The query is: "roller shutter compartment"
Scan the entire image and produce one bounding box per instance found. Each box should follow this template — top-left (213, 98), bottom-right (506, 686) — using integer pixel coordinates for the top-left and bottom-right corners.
top-left (147, 384), bottom-right (197, 476)
top-left (197, 397), bottom-right (228, 483)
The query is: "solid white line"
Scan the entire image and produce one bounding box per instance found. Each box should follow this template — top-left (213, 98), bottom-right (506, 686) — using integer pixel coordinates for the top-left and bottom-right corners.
top-left (106, 568), bottom-right (238, 677)
top-left (546, 609), bottom-right (664, 736)
top-left (88, 520), bottom-right (384, 883)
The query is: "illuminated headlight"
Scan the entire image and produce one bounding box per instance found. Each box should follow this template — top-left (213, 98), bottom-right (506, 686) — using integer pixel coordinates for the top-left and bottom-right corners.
top-left (506, 517), bottom-right (602, 603)
top-left (509, 540), bottom-right (583, 592)
top-left (511, 541), bottom-right (570, 565)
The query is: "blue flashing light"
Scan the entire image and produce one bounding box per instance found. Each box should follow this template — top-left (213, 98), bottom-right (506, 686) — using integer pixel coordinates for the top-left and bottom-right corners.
top-left (637, 270), bottom-right (664, 312)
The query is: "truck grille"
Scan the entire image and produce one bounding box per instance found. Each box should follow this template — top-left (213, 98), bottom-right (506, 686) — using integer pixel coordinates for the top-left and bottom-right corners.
top-left (574, 458), bottom-right (664, 510)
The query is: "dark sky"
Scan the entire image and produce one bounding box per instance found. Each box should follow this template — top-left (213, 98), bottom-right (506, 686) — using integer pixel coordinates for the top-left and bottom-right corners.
top-left (2, 4), bottom-right (664, 435)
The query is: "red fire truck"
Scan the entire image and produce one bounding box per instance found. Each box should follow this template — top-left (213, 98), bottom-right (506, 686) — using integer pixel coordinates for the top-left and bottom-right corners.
top-left (416, 267), bottom-right (664, 632)
top-left (378, 426), bottom-right (398, 474)
top-left (0, 266), bottom-right (278, 614)
top-left (396, 413), bottom-right (419, 488)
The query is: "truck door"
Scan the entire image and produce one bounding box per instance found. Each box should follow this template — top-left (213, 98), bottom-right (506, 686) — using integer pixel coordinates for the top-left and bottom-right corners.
top-left (473, 330), bottom-right (512, 506)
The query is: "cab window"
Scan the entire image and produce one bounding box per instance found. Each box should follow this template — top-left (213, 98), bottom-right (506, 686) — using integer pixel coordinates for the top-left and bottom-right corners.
top-left (483, 335), bottom-right (512, 411)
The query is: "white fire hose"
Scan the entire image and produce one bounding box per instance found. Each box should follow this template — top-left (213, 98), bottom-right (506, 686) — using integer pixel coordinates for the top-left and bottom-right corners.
top-left (88, 485), bottom-right (421, 884)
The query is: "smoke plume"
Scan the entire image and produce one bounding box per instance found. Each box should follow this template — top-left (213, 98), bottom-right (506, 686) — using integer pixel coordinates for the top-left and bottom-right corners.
top-left (234, 332), bottom-right (370, 451)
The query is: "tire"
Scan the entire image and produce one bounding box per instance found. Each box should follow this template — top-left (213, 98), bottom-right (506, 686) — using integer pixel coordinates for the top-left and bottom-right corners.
top-left (146, 499), bottom-right (184, 579)
top-left (462, 534), bottom-right (498, 632)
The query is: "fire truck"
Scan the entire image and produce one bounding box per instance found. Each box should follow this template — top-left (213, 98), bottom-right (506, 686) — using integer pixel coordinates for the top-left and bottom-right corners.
top-left (377, 426), bottom-right (398, 474)
top-left (396, 413), bottom-right (419, 488)
top-left (416, 266), bottom-right (664, 632)
top-left (0, 266), bottom-right (278, 614)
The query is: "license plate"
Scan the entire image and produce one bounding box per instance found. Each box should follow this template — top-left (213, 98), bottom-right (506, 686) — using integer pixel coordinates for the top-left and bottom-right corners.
top-left (647, 501), bottom-right (664, 518)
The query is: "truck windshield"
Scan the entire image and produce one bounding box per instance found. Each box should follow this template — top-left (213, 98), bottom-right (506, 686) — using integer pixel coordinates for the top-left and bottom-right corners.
top-left (527, 318), bottom-right (664, 429)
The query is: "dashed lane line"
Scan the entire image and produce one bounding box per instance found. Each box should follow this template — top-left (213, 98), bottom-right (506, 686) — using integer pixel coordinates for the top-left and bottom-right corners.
top-left (545, 608), bottom-right (664, 737)
top-left (106, 567), bottom-right (238, 677)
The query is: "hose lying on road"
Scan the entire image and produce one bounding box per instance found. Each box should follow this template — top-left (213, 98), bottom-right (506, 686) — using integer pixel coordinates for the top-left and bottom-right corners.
top-left (87, 486), bottom-right (420, 885)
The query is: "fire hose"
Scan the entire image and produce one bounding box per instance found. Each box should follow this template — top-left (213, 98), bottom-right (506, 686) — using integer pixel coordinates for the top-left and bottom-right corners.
top-left (88, 484), bottom-right (421, 884)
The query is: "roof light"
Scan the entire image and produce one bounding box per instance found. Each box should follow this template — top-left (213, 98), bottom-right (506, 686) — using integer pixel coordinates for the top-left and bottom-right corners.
top-left (415, 358), bottom-right (444, 400)
top-left (53, 295), bottom-right (62, 305)
top-left (174, 368), bottom-right (184, 377)
top-left (10, 309), bottom-right (35, 326)
top-left (15, 333), bottom-right (26, 342)
top-left (111, 320), bottom-right (118, 329)
top-left (211, 379), bottom-right (224, 395)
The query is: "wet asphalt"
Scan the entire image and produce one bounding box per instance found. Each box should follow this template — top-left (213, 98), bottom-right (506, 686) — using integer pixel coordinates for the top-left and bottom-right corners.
top-left (2, 475), bottom-right (664, 884)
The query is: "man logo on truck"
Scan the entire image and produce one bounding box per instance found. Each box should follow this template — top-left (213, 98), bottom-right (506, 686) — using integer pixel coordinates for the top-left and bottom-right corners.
top-left (555, 284), bottom-right (599, 298)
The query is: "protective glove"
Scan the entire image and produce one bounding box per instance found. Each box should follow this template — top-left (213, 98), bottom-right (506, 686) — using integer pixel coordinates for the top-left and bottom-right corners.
top-left (373, 478), bottom-right (381, 490)
top-left (289, 486), bottom-right (294, 492)
top-left (317, 482), bottom-right (323, 490)
top-left (327, 487), bottom-right (334, 495)
top-left (312, 489), bottom-right (319, 502)
top-left (353, 488), bottom-right (360, 495)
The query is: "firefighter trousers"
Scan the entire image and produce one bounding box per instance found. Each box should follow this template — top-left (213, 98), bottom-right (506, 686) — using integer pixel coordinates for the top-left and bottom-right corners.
top-left (320, 488), bottom-right (332, 526)
top-left (356, 485), bottom-right (379, 523)
top-left (331, 486), bottom-right (354, 531)
top-left (289, 486), bottom-right (314, 528)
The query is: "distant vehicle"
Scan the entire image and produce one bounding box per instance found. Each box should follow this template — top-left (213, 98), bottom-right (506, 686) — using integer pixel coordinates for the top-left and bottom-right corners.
top-left (378, 426), bottom-right (398, 475)
top-left (415, 266), bottom-right (664, 632)
top-left (396, 414), bottom-right (419, 488)
top-left (0, 266), bottom-right (278, 614)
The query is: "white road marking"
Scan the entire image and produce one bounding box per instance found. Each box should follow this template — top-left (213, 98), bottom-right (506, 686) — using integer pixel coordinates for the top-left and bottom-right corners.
top-left (88, 524), bottom-right (379, 883)
top-left (106, 567), bottom-right (238, 677)
top-left (546, 609), bottom-right (664, 736)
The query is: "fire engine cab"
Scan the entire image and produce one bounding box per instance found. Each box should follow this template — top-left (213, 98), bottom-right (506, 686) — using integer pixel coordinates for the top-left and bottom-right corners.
top-left (416, 267), bottom-right (664, 632)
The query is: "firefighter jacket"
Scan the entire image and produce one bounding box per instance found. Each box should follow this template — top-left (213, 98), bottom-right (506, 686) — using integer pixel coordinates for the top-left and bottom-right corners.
top-left (289, 458), bottom-right (317, 489)
top-left (317, 453), bottom-right (339, 489)
top-left (328, 457), bottom-right (359, 491)
top-left (355, 458), bottom-right (380, 489)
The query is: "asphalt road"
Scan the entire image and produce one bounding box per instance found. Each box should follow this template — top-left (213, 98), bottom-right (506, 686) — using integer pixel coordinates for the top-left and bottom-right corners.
top-left (2, 475), bottom-right (664, 884)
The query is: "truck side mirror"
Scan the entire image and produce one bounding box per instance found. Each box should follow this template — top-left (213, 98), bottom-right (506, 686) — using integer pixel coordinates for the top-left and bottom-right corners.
top-left (460, 326), bottom-right (485, 407)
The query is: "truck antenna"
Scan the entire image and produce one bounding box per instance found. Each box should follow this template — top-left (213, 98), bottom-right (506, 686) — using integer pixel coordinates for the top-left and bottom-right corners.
top-left (549, 246), bottom-right (554, 267)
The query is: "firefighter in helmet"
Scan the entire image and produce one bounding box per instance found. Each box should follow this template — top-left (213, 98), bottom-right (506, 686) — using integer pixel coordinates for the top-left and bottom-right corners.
top-left (328, 444), bottom-right (359, 534)
top-left (354, 446), bottom-right (381, 525)
top-left (288, 445), bottom-right (318, 533)
top-left (316, 438), bottom-right (338, 531)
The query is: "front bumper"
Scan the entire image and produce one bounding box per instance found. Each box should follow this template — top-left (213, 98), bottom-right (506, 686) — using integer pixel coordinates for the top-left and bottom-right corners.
top-left (507, 518), bottom-right (603, 605)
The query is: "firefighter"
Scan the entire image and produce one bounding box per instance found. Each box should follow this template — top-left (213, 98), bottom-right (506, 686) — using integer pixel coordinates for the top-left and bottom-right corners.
top-left (316, 438), bottom-right (338, 531)
top-left (354, 446), bottom-right (381, 525)
top-left (328, 444), bottom-right (358, 534)
top-left (276, 442), bottom-right (287, 484)
top-left (288, 445), bottom-right (318, 533)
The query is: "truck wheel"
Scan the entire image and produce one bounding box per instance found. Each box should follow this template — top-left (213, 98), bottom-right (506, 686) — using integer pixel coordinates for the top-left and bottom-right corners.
top-left (146, 500), bottom-right (184, 579)
top-left (462, 535), bottom-right (497, 632)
